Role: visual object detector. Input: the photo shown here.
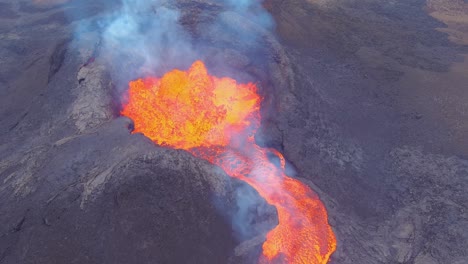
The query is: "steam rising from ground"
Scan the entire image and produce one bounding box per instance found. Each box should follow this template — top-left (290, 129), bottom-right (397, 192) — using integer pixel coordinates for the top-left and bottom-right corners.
top-left (74, 0), bottom-right (288, 248)
top-left (76, 0), bottom-right (274, 86)
top-left (99, 0), bottom-right (193, 82)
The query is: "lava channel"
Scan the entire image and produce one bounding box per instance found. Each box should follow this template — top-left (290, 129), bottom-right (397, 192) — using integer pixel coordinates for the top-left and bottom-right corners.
top-left (121, 60), bottom-right (337, 264)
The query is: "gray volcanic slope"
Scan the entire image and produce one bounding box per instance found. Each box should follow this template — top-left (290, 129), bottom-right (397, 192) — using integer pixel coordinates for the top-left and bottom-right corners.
top-left (1, 0), bottom-right (467, 264)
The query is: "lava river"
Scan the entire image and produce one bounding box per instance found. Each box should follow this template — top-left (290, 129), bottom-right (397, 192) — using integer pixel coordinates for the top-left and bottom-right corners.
top-left (121, 61), bottom-right (336, 264)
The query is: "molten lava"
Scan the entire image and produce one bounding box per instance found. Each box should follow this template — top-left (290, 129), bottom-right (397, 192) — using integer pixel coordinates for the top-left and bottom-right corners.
top-left (121, 61), bottom-right (337, 264)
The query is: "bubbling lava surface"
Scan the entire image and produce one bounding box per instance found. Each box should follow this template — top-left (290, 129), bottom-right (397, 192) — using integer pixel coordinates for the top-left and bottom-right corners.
top-left (121, 61), bottom-right (336, 264)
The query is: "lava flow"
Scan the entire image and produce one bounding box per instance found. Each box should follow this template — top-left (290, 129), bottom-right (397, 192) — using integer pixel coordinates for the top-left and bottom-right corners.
top-left (121, 61), bottom-right (337, 264)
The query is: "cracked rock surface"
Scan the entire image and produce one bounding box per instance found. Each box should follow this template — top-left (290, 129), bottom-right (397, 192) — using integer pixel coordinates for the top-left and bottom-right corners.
top-left (1, 0), bottom-right (468, 264)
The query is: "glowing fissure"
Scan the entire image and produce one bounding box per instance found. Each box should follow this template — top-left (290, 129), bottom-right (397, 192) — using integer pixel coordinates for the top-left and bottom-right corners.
top-left (121, 61), bottom-right (336, 264)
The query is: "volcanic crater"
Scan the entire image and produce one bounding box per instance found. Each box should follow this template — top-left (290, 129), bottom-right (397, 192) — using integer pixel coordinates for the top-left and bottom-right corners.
top-left (1, 0), bottom-right (468, 264)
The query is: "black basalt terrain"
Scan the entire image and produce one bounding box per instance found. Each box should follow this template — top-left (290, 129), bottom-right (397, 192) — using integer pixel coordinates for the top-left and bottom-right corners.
top-left (1, 0), bottom-right (468, 264)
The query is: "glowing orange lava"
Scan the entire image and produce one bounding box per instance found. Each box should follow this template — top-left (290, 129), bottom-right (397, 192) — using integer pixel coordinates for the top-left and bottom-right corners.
top-left (121, 61), bottom-right (337, 264)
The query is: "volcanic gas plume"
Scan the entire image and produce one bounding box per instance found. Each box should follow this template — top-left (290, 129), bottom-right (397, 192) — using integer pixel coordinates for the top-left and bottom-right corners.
top-left (121, 61), bottom-right (336, 264)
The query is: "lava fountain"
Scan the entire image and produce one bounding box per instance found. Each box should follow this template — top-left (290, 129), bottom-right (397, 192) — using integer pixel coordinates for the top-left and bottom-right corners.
top-left (121, 61), bottom-right (337, 264)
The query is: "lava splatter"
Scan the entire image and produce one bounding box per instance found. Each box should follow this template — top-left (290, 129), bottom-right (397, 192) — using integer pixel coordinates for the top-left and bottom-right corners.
top-left (121, 60), bottom-right (336, 264)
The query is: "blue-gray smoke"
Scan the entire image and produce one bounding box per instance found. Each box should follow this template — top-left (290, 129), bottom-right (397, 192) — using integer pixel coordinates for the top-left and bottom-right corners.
top-left (72, 0), bottom-right (277, 244)
top-left (222, 0), bottom-right (274, 28)
top-left (73, 0), bottom-right (274, 85)
top-left (96, 0), bottom-right (196, 83)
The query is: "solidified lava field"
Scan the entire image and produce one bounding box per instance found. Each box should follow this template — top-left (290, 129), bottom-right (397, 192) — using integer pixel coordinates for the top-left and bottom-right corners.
top-left (1, 1), bottom-right (468, 264)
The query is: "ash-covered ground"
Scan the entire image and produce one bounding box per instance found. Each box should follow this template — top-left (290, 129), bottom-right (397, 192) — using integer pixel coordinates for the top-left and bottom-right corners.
top-left (1, 0), bottom-right (467, 264)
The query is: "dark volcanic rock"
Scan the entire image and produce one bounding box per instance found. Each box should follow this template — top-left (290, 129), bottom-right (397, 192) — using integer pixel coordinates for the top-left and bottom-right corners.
top-left (0, 115), bottom-right (239, 264)
top-left (1, 143), bottom-right (238, 264)
top-left (0, 1), bottom-right (242, 262)
top-left (1, 0), bottom-right (468, 264)
top-left (264, 0), bottom-right (468, 263)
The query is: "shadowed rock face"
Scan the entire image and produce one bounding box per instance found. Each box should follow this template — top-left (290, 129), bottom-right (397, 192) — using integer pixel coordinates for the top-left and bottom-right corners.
top-left (0, 116), bottom-right (240, 264)
top-left (0, 1), bottom-right (275, 263)
top-left (1, 0), bottom-right (468, 264)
